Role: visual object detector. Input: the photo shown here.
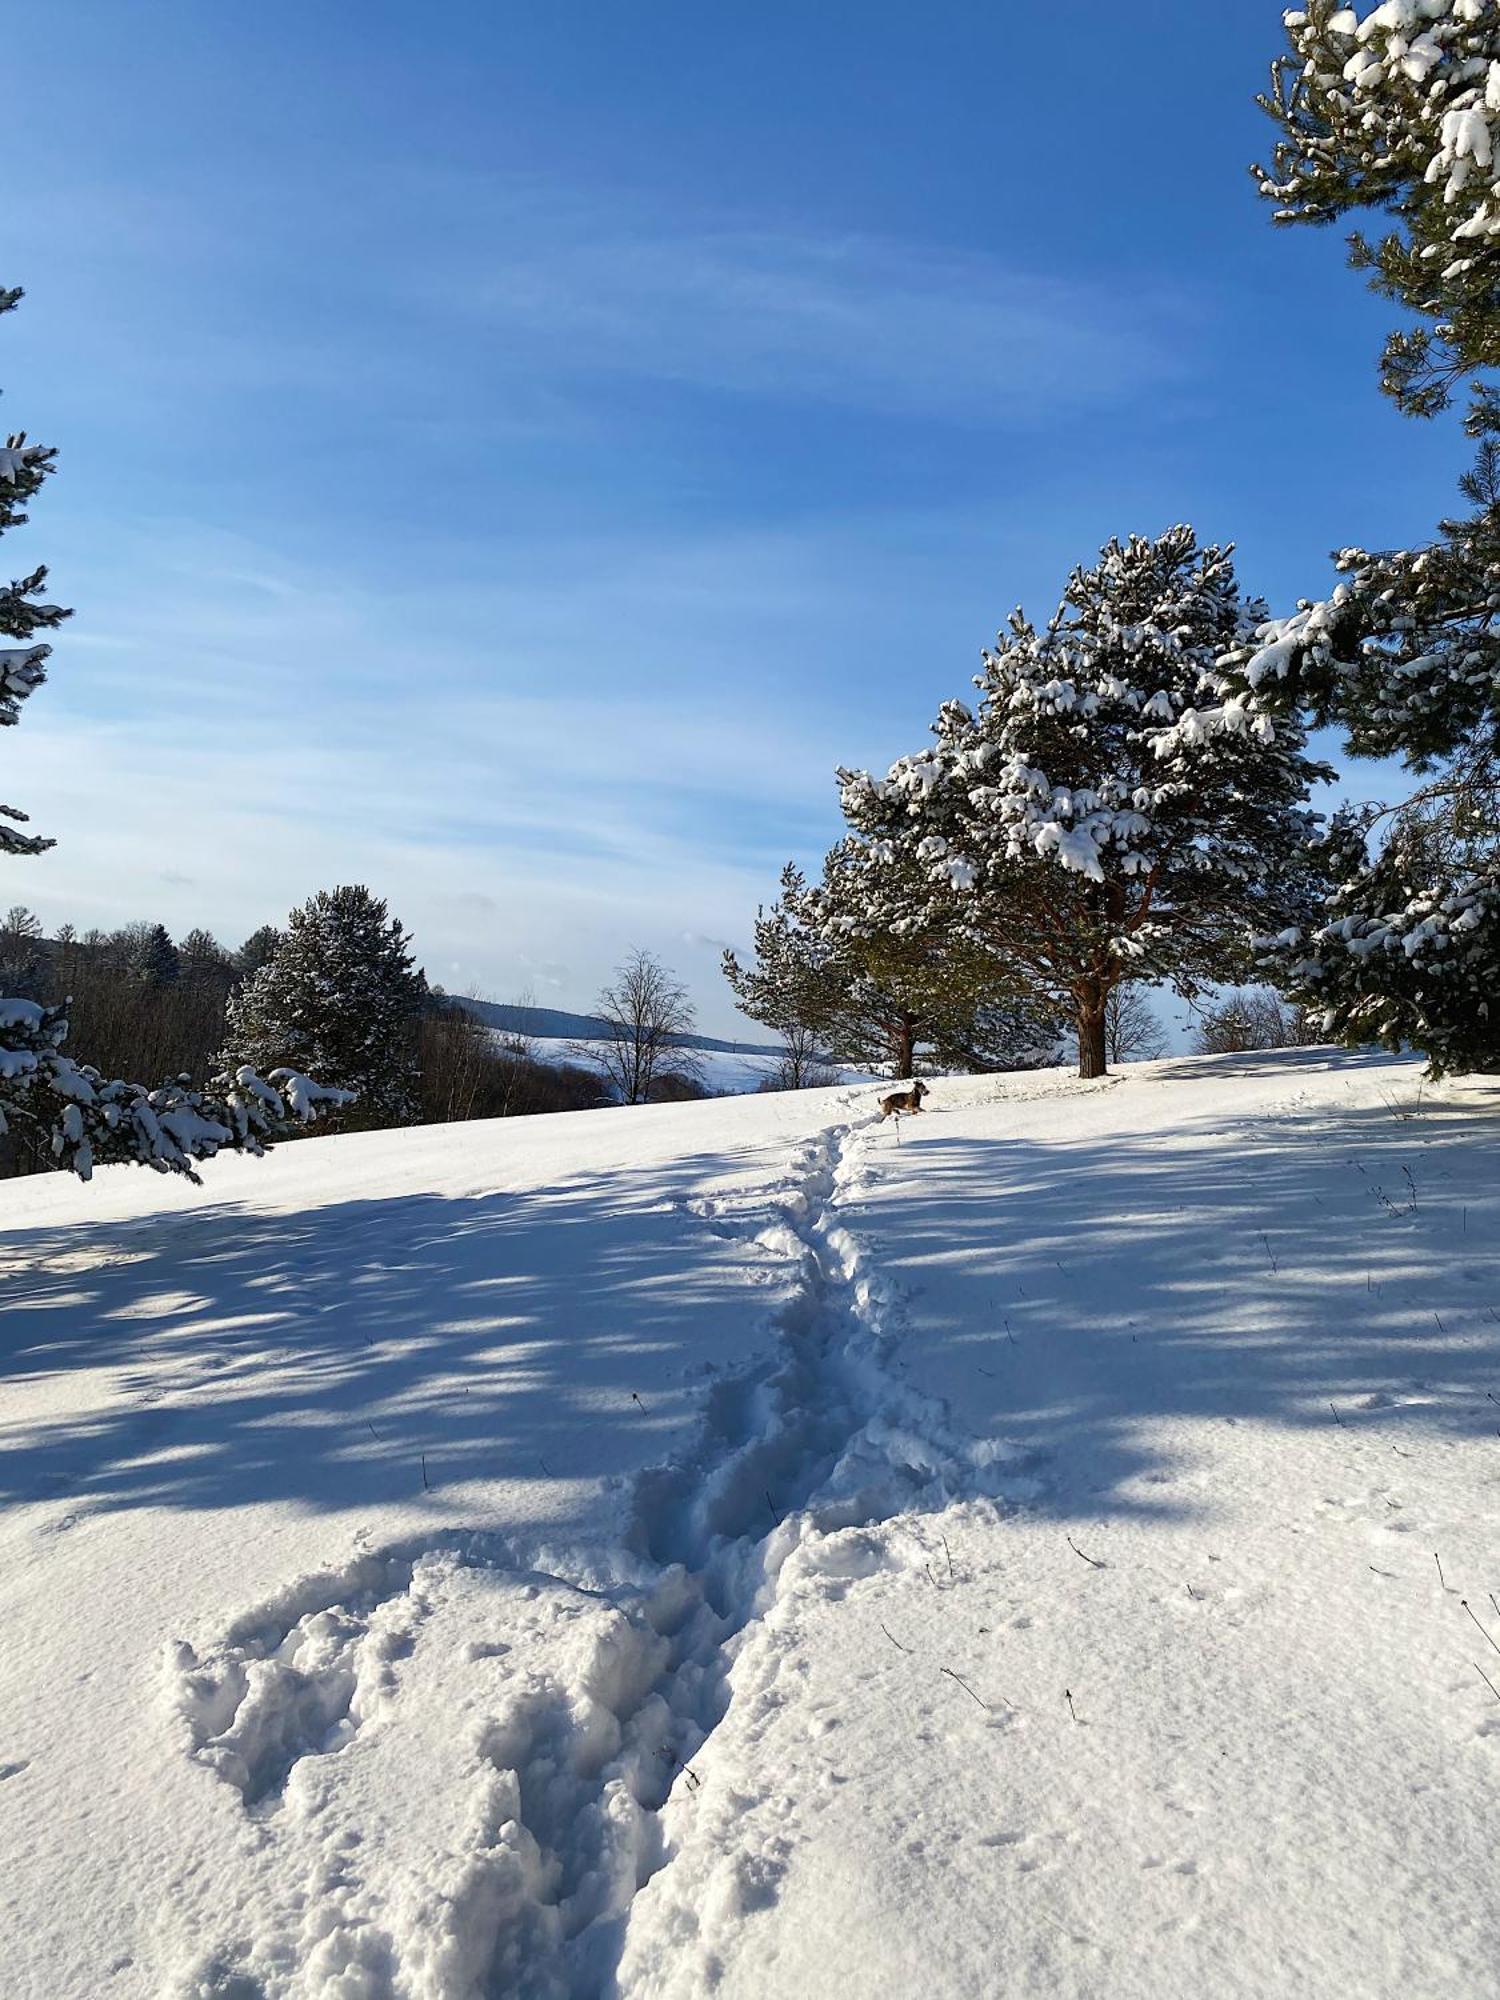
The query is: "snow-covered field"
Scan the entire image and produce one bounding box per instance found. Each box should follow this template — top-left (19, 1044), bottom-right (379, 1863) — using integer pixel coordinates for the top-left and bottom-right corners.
top-left (3, 1049), bottom-right (1499, 1998)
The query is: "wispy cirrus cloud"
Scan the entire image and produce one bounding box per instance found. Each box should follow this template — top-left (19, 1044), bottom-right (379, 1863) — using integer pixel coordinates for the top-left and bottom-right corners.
top-left (416, 200), bottom-right (1197, 424)
top-left (10, 166), bottom-right (1198, 432)
top-left (10, 510), bottom-right (1002, 1031)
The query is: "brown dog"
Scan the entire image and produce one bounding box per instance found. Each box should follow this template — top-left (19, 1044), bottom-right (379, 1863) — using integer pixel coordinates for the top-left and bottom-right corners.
top-left (878, 1080), bottom-right (928, 1119)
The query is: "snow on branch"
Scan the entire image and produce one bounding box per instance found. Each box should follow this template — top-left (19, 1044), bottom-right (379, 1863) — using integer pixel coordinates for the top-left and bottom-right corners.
top-left (0, 997), bottom-right (354, 1180)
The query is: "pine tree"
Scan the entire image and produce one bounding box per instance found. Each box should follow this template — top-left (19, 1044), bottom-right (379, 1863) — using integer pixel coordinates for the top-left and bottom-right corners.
top-left (1225, 442), bottom-right (1500, 1073)
top-left (838, 529), bottom-right (1329, 1078)
top-left (236, 923), bottom-right (283, 980)
top-left (1255, 3), bottom-right (1500, 416)
top-left (221, 886), bottom-right (427, 1126)
top-left (724, 850), bottom-right (1062, 1079)
top-left (0, 288), bottom-right (70, 858)
top-left (722, 865), bottom-right (852, 1055)
top-left (1236, 9), bottom-right (1500, 1072)
top-left (179, 926), bottom-right (230, 989)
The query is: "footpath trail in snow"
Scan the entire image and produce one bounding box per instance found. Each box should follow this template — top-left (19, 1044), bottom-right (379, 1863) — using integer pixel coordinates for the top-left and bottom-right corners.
top-left (1, 1051), bottom-right (1499, 1997)
top-left (159, 1114), bottom-right (1041, 1996)
top-left (620, 1054), bottom-right (1500, 2000)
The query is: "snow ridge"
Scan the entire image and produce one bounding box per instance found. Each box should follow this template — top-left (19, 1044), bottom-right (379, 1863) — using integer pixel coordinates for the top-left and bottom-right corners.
top-left (163, 1111), bottom-right (1041, 1999)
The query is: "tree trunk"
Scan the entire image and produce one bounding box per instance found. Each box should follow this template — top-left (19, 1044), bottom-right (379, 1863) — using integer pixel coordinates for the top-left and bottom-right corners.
top-left (1075, 987), bottom-right (1108, 1080)
top-left (893, 1012), bottom-right (917, 1081)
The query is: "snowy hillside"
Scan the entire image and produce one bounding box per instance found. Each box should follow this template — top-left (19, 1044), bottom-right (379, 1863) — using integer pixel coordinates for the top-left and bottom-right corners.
top-left (455, 998), bottom-right (785, 1064)
top-left (557, 1035), bottom-right (878, 1096)
top-left (2, 1050), bottom-right (1499, 1998)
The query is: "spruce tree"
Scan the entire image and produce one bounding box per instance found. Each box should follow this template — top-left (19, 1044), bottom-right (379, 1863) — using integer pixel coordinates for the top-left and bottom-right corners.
top-left (839, 529), bottom-right (1329, 1078)
top-left (222, 886), bottom-right (426, 1126)
top-left (141, 922), bottom-right (180, 989)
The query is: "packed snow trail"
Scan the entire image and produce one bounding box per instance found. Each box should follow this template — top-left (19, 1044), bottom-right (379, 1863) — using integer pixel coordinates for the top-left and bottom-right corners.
top-left (620, 1057), bottom-right (1500, 1998)
top-left (2, 1052), bottom-right (1499, 1998)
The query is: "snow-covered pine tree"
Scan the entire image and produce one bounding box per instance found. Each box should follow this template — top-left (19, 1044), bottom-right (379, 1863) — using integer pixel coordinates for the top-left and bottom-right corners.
top-left (1233, 8), bottom-right (1500, 1072)
top-left (723, 848), bottom-right (1062, 1079)
top-left (0, 995), bottom-right (350, 1179)
top-left (0, 287), bottom-right (348, 1177)
top-left (0, 288), bottom-right (69, 858)
top-left (838, 529), bottom-right (1330, 1079)
top-left (722, 863), bottom-right (847, 1053)
top-left (1224, 434), bottom-right (1500, 1072)
top-left (1255, 1), bottom-right (1500, 416)
top-left (221, 885), bottom-right (427, 1127)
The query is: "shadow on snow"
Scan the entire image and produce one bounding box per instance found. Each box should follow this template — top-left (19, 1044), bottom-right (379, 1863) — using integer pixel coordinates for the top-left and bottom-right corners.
top-left (2, 1052), bottom-right (1497, 1536)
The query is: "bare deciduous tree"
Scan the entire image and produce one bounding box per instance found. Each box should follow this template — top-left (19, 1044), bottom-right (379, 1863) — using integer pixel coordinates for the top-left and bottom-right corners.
top-left (1192, 988), bottom-right (1317, 1056)
top-left (491, 986), bottom-right (541, 1116)
top-left (1104, 984), bottom-right (1168, 1066)
top-left (760, 1019), bottom-right (841, 1092)
top-left (588, 948), bottom-right (701, 1105)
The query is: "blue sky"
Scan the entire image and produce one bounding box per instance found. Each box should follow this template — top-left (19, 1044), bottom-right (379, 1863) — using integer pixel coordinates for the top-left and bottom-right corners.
top-left (4, 3), bottom-right (1469, 1035)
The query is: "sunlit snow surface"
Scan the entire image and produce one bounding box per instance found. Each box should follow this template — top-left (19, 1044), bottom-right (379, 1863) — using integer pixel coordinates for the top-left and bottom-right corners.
top-left (2, 1049), bottom-right (1498, 1997)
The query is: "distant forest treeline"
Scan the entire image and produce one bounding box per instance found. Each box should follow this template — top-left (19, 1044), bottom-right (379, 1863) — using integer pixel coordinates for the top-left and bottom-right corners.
top-left (0, 904), bottom-right (711, 1178)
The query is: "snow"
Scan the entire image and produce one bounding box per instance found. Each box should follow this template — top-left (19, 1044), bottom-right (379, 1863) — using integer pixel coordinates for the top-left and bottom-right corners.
top-left (0, 444), bottom-right (42, 482)
top-left (535, 1036), bottom-right (879, 1096)
top-left (2, 1049), bottom-right (1499, 1997)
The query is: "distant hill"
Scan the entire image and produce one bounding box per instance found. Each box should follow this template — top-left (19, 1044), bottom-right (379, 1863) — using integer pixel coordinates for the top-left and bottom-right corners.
top-left (452, 996), bottom-right (782, 1059)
